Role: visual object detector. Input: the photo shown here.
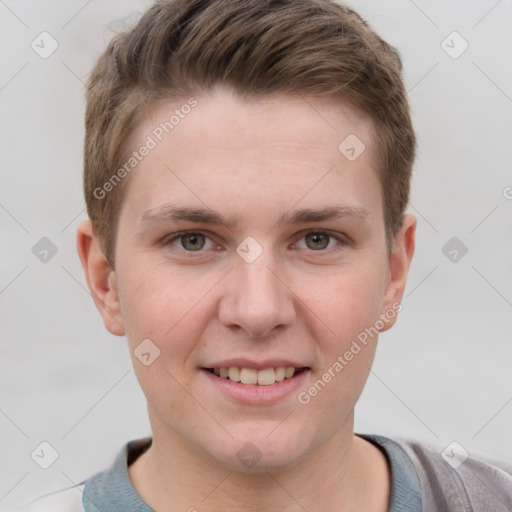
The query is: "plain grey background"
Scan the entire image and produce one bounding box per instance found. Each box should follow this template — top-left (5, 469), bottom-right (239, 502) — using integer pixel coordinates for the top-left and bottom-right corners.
top-left (1, 0), bottom-right (511, 509)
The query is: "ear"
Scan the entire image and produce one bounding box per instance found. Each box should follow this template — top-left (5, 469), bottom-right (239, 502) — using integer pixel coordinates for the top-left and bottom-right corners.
top-left (379, 214), bottom-right (416, 332)
top-left (76, 219), bottom-right (126, 336)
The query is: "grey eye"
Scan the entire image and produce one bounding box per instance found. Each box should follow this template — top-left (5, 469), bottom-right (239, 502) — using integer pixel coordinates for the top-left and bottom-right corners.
top-left (180, 233), bottom-right (206, 251)
top-left (304, 232), bottom-right (331, 250)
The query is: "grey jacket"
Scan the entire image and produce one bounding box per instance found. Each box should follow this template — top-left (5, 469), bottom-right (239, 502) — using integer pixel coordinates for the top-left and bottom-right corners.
top-left (396, 438), bottom-right (512, 511)
top-left (21, 435), bottom-right (512, 511)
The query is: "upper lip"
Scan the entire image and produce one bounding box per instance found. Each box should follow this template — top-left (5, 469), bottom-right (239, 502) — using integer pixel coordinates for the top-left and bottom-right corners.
top-left (202, 358), bottom-right (309, 370)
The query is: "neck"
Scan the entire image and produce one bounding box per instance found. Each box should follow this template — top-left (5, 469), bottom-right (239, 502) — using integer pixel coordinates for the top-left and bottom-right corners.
top-left (128, 423), bottom-right (390, 512)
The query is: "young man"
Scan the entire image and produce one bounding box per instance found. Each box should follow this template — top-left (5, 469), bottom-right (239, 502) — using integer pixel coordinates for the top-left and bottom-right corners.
top-left (23, 0), bottom-right (512, 511)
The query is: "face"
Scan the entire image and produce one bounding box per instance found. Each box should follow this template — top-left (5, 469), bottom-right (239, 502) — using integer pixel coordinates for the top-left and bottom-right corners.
top-left (81, 86), bottom-right (414, 472)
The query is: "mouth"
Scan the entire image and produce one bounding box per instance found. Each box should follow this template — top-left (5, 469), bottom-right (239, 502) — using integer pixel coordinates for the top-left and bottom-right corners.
top-left (204, 366), bottom-right (308, 386)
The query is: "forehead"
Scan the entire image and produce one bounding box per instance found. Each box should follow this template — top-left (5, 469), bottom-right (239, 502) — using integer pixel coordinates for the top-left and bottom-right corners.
top-left (119, 88), bottom-right (381, 226)
top-left (139, 88), bottom-right (376, 158)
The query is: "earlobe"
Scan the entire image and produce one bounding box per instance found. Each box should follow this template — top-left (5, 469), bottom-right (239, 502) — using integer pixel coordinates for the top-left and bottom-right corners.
top-left (76, 220), bottom-right (126, 336)
top-left (380, 214), bottom-right (416, 332)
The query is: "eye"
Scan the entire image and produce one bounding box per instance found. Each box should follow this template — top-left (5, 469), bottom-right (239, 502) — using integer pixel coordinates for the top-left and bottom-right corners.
top-left (295, 230), bottom-right (345, 252)
top-left (163, 229), bottom-right (347, 255)
top-left (165, 231), bottom-right (217, 252)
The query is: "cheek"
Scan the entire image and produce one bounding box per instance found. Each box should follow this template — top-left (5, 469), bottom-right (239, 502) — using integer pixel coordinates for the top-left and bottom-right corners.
top-left (116, 261), bottom-right (216, 369)
top-left (296, 263), bottom-right (386, 342)
top-left (117, 265), bottom-right (211, 414)
top-left (295, 271), bottom-right (383, 412)
top-left (291, 261), bottom-right (386, 406)
top-left (118, 261), bottom-right (193, 334)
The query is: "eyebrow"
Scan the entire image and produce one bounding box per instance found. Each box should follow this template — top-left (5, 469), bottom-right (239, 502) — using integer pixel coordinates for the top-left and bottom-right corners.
top-left (139, 204), bottom-right (370, 230)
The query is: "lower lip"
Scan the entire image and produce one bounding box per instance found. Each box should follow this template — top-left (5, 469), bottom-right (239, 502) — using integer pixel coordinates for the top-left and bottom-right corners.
top-left (200, 368), bottom-right (311, 405)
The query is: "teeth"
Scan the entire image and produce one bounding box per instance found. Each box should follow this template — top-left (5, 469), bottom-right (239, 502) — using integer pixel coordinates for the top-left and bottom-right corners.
top-left (240, 368), bottom-right (258, 385)
top-left (275, 366), bottom-right (286, 382)
top-left (211, 366), bottom-right (300, 385)
top-left (257, 368), bottom-right (275, 386)
top-left (228, 367), bottom-right (241, 382)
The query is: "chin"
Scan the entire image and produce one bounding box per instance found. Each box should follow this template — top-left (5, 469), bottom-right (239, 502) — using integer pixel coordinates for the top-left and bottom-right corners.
top-left (219, 451), bottom-right (305, 474)
top-left (206, 431), bottom-right (312, 474)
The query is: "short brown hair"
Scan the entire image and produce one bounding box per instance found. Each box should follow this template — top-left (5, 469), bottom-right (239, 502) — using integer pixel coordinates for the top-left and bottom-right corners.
top-left (84, 0), bottom-right (415, 268)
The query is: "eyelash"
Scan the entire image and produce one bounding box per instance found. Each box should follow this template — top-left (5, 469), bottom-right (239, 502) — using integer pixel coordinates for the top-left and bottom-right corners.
top-left (162, 229), bottom-right (348, 256)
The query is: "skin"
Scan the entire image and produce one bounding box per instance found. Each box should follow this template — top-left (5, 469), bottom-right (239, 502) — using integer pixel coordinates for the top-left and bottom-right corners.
top-left (77, 85), bottom-right (416, 512)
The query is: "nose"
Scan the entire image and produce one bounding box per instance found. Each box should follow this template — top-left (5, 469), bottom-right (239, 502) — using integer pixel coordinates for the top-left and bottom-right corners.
top-left (218, 249), bottom-right (296, 340)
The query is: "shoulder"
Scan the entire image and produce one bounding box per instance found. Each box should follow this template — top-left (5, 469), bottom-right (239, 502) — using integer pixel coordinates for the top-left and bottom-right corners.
top-left (394, 438), bottom-right (512, 512)
top-left (19, 484), bottom-right (85, 512)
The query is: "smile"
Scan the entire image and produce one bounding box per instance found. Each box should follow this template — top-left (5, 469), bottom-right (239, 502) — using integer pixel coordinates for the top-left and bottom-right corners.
top-left (205, 366), bottom-right (306, 386)
top-left (201, 365), bottom-right (311, 405)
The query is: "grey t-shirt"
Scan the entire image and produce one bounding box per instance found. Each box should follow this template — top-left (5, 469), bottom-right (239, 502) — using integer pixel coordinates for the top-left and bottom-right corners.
top-left (79, 434), bottom-right (422, 512)
top-left (22, 434), bottom-right (512, 512)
